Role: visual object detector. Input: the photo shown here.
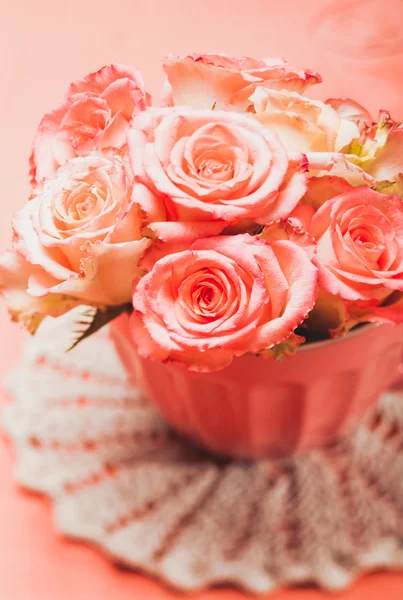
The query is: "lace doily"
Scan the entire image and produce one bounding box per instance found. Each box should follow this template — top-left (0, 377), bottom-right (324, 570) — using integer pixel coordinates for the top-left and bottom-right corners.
top-left (3, 310), bottom-right (403, 594)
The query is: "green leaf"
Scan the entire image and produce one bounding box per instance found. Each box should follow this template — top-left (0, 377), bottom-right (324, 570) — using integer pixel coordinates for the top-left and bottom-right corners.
top-left (67, 303), bottom-right (132, 352)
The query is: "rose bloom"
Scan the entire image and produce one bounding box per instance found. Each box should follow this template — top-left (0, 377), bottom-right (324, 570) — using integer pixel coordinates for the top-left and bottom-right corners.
top-left (30, 64), bottom-right (150, 184)
top-left (307, 186), bottom-right (403, 329)
top-left (2, 154), bottom-right (150, 328)
top-left (130, 234), bottom-right (318, 372)
top-left (162, 53), bottom-right (321, 111)
top-left (310, 187), bottom-right (403, 300)
top-left (128, 108), bottom-right (308, 241)
top-left (251, 87), bottom-right (373, 185)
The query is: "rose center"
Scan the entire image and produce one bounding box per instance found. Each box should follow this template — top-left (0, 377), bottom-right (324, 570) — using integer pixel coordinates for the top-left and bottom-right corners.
top-left (194, 282), bottom-right (219, 312)
top-left (199, 286), bottom-right (214, 307)
top-left (196, 157), bottom-right (234, 180)
top-left (185, 124), bottom-right (247, 184)
top-left (345, 221), bottom-right (386, 267)
top-left (348, 222), bottom-right (385, 247)
top-left (53, 180), bottom-right (110, 233)
top-left (74, 194), bottom-right (96, 218)
top-left (67, 184), bottom-right (107, 221)
top-left (188, 273), bottom-right (227, 318)
top-left (352, 229), bottom-right (377, 247)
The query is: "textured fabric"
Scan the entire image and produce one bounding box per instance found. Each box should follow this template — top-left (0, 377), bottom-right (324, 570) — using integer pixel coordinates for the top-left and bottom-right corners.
top-left (3, 309), bottom-right (403, 594)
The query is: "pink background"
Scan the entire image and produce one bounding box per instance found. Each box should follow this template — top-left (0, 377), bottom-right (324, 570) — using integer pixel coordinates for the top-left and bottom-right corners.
top-left (1, 0), bottom-right (403, 597)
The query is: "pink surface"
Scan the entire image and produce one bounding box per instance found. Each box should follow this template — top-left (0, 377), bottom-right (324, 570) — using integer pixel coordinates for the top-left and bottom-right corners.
top-left (1, 0), bottom-right (403, 597)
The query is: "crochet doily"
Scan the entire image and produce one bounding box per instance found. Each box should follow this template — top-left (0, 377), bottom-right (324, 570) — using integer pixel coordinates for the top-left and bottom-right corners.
top-left (3, 309), bottom-right (403, 595)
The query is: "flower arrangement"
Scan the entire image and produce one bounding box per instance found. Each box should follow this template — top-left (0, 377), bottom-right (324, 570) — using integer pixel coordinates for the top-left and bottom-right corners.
top-left (1, 54), bottom-right (403, 373)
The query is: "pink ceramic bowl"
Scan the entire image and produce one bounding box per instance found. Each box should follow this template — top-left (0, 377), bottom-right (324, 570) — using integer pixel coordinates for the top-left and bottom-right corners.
top-left (110, 315), bottom-right (403, 459)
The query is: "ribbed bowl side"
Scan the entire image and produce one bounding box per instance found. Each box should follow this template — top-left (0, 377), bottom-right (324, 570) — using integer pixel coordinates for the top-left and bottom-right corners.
top-left (111, 317), bottom-right (403, 459)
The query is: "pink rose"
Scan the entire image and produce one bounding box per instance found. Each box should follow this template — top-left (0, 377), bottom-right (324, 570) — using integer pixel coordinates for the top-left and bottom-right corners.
top-left (130, 234), bottom-right (318, 372)
top-left (162, 53), bottom-right (321, 111)
top-left (128, 108), bottom-right (308, 239)
top-left (30, 64), bottom-right (150, 184)
top-left (11, 154), bottom-right (150, 312)
top-left (309, 187), bottom-right (403, 322)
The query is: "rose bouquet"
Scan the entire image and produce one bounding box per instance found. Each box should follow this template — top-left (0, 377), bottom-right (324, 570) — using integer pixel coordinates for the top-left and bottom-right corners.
top-left (1, 54), bottom-right (403, 376)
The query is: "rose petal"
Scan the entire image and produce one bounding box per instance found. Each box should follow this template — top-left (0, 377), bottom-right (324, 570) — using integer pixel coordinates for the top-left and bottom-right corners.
top-left (325, 98), bottom-right (373, 133)
top-left (251, 240), bottom-right (318, 351)
top-left (0, 250), bottom-right (79, 333)
top-left (13, 202), bottom-right (74, 281)
top-left (147, 220), bottom-right (226, 243)
top-left (304, 176), bottom-right (355, 211)
top-left (30, 100), bottom-right (74, 183)
top-left (51, 238), bottom-right (151, 305)
top-left (367, 126), bottom-right (403, 183)
top-left (163, 54), bottom-right (321, 111)
top-left (306, 152), bottom-right (373, 185)
top-left (68, 63), bottom-right (150, 108)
